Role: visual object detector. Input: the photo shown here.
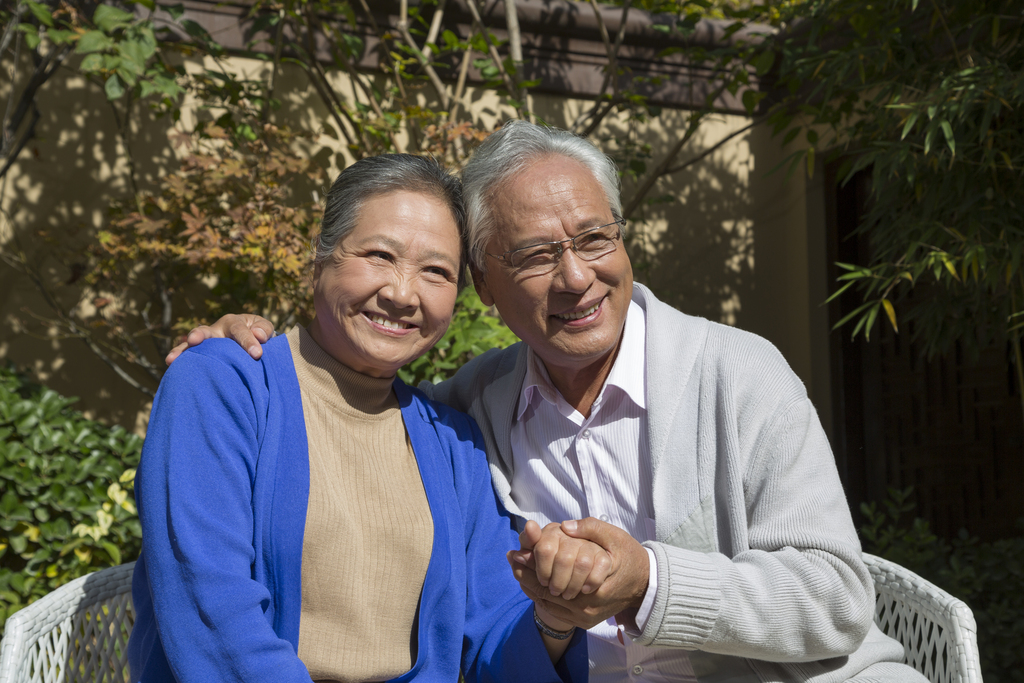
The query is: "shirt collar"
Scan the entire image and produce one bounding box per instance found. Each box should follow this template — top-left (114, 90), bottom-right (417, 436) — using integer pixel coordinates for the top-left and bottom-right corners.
top-left (516, 299), bottom-right (647, 421)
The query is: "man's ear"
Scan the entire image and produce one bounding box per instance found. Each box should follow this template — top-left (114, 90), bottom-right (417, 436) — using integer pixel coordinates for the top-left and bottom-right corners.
top-left (471, 265), bottom-right (495, 306)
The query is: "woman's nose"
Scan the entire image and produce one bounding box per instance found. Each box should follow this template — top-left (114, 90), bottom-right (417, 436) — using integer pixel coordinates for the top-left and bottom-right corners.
top-left (380, 270), bottom-right (418, 309)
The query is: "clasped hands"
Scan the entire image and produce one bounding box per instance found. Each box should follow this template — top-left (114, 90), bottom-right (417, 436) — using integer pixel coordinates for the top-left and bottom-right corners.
top-left (508, 517), bottom-right (650, 632)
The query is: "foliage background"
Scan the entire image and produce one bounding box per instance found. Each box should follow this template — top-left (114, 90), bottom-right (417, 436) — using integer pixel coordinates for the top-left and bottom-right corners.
top-left (0, 364), bottom-right (141, 635)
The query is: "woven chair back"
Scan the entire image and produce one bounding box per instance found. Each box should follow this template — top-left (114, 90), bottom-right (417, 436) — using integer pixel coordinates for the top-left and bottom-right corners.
top-left (0, 562), bottom-right (135, 683)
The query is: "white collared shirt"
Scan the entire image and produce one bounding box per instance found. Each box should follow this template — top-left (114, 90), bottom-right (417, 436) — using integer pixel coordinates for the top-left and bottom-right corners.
top-left (510, 301), bottom-right (697, 682)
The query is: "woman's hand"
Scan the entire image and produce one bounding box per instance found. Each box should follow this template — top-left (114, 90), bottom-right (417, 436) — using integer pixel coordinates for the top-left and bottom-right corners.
top-left (165, 314), bottom-right (276, 365)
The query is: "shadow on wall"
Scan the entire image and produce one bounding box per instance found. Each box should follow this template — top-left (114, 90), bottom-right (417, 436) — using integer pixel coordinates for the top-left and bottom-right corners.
top-left (1, 60), bottom-right (178, 431)
top-left (3, 59), bottom-right (799, 429)
top-left (599, 110), bottom-right (758, 328)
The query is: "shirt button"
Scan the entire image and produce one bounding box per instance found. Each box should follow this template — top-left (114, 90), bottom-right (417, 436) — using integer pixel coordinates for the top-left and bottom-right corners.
top-left (599, 514), bottom-right (610, 522)
top-left (632, 665), bottom-right (644, 675)
top-left (581, 429), bottom-right (591, 439)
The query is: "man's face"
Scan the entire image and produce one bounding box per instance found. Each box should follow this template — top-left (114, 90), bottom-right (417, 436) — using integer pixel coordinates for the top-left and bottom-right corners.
top-left (474, 155), bottom-right (633, 384)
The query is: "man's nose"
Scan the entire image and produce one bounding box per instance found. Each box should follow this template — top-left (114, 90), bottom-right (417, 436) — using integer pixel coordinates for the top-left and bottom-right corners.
top-left (552, 247), bottom-right (595, 292)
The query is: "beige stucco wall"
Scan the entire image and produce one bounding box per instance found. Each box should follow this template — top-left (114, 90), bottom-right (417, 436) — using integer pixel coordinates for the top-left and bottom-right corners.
top-left (1, 54), bottom-right (830, 433)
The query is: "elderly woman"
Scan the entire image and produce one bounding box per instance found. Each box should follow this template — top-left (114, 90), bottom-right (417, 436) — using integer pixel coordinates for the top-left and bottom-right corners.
top-left (126, 155), bottom-right (592, 683)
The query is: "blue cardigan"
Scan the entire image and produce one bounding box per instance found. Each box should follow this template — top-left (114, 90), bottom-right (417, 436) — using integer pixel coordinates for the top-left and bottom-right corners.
top-left (127, 337), bottom-right (586, 683)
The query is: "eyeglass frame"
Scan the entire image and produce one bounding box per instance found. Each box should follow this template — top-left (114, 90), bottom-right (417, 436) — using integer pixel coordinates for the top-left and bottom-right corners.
top-left (483, 218), bottom-right (627, 271)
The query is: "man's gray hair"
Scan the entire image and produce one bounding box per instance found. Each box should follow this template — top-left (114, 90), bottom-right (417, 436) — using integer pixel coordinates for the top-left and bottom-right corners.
top-left (315, 153), bottom-right (468, 287)
top-left (461, 120), bottom-right (622, 271)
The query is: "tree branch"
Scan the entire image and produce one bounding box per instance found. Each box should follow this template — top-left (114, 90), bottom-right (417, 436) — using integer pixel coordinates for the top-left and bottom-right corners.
top-left (464, 0), bottom-right (527, 118)
top-left (504, 0), bottom-right (532, 122)
top-left (622, 76), bottom-right (739, 219)
top-left (421, 0), bottom-right (448, 60)
top-left (396, 0), bottom-right (450, 109)
top-left (449, 45), bottom-right (472, 122)
top-left (0, 247), bottom-right (157, 397)
top-left (574, 0), bottom-right (632, 136)
top-left (0, 105), bottom-right (38, 182)
top-left (0, 1), bottom-right (26, 57)
top-left (664, 118), bottom-right (761, 174)
top-left (354, 0), bottom-right (410, 103)
top-left (261, 8), bottom-right (286, 125)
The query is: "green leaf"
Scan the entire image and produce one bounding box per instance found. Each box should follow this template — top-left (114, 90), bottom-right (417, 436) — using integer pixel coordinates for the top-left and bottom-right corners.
top-left (752, 49), bottom-right (775, 76)
top-left (118, 39), bottom-right (149, 72)
top-left (26, 0), bottom-right (54, 28)
top-left (939, 120), bottom-right (955, 156)
top-left (76, 30), bottom-right (113, 54)
top-left (25, 31), bottom-right (41, 50)
top-left (131, 0), bottom-right (156, 10)
top-left (101, 541), bottom-right (122, 565)
top-left (824, 280), bottom-right (856, 304)
top-left (93, 4), bottom-right (136, 32)
top-left (900, 112), bottom-right (919, 140)
top-left (46, 28), bottom-right (75, 45)
top-left (165, 3), bottom-right (185, 20)
top-left (741, 89), bottom-right (765, 115)
top-left (104, 74), bottom-right (125, 100)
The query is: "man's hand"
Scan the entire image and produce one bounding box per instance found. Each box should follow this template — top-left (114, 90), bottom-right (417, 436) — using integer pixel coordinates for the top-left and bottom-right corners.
top-left (510, 518), bottom-right (650, 630)
top-left (509, 520), bottom-right (613, 600)
top-left (164, 314), bottom-right (276, 365)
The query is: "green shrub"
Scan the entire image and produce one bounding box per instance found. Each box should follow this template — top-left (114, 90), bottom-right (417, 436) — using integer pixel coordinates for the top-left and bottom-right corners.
top-left (398, 287), bottom-right (519, 386)
top-left (0, 365), bottom-right (141, 635)
top-left (861, 488), bottom-right (1024, 683)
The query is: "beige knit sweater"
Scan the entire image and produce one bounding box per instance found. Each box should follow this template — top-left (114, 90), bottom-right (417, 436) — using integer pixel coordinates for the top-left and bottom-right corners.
top-left (288, 326), bottom-right (434, 683)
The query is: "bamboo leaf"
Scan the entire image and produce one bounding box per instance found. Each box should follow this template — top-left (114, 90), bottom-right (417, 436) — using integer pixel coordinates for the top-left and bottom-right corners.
top-left (882, 299), bottom-right (898, 333)
top-left (900, 112), bottom-right (919, 140)
top-left (863, 304), bottom-right (879, 341)
top-left (824, 280), bottom-right (856, 304)
top-left (939, 120), bottom-right (955, 156)
top-left (832, 300), bottom-right (877, 331)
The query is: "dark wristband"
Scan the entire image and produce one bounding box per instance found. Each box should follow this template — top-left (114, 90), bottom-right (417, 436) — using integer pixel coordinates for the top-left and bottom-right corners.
top-left (533, 607), bottom-right (576, 640)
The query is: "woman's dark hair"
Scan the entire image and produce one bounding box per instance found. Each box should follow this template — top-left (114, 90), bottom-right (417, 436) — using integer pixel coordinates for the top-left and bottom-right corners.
top-left (315, 154), bottom-right (468, 288)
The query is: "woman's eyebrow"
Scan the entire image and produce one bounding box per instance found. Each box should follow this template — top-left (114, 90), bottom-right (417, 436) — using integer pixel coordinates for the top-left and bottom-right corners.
top-left (420, 249), bottom-right (459, 270)
top-left (367, 235), bottom-right (458, 270)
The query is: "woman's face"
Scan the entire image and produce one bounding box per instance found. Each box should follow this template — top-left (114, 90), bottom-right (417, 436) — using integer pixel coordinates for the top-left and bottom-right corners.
top-left (309, 190), bottom-right (462, 377)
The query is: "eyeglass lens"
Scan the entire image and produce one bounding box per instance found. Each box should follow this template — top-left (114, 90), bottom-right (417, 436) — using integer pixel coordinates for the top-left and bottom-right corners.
top-left (507, 221), bottom-right (623, 271)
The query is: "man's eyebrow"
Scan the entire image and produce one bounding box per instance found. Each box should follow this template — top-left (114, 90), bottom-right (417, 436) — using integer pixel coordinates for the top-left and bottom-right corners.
top-left (507, 218), bottom-right (611, 250)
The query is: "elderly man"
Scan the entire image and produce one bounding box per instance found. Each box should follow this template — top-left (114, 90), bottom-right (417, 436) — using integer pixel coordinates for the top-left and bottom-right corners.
top-left (174, 121), bottom-right (925, 682)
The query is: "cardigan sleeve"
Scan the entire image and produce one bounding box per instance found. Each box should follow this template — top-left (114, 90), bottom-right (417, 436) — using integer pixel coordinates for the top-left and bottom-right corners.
top-left (635, 339), bottom-right (873, 662)
top-left (131, 348), bottom-right (313, 683)
top-left (438, 409), bottom-right (588, 683)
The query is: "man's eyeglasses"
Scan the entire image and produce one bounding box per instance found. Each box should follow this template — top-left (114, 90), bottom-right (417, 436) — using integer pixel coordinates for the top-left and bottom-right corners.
top-left (485, 219), bottom-right (626, 274)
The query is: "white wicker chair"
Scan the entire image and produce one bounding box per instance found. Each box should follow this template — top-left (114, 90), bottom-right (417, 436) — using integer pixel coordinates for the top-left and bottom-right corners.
top-left (0, 562), bottom-right (135, 683)
top-left (864, 553), bottom-right (982, 683)
top-left (0, 556), bottom-right (982, 683)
